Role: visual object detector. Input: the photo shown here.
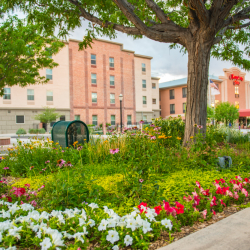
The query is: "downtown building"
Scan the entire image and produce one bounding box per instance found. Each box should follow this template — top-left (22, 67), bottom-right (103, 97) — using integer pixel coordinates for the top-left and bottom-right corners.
top-left (0, 39), bottom-right (160, 133)
top-left (159, 67), bottom-right (250, 124)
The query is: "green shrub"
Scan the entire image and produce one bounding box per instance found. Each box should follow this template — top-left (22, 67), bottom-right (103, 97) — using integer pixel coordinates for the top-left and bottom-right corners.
top-left (16, 128), bottom-right (27, 135)
top-left (38, 128), bottom-right (46, 134)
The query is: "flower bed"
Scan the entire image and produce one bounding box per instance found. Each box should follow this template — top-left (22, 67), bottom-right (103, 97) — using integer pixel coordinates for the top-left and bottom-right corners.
top-left (0, 175), bottom-right (249, 249)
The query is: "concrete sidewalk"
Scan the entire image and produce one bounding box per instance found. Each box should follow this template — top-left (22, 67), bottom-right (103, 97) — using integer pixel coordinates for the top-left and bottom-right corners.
top-left (158, 207), bottom-right (250, 250)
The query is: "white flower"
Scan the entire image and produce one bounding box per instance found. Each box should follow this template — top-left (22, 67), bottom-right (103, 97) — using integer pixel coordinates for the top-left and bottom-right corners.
top-left (36, 230), bottom-right (42, 238)
top-left (57, 214), bottom-right (65, 224)
top-left (88, 203), bottom-right (99, 209)
top-left (80, 209), bottom-right (87, 220)
top-left (0, 232), bottom-right (2, 242)
top-left (6, 247), bottom-right (16, 250)
top-left (107, 218), bottom-right (116, 228)
top-left (117, 217), bottom-right (126, 227)
top-left (112, 245), bottom-right (119, 250)
top-left (142, 220), bottom-right (152, 234)
top-left (124, 235), bottom-right (133, 246)
top-left (126, 218), bottom-right (137, 231)
top-left (40, 211), bottom-right (50, 220)
top-left (98, 219), bottom-right (108, 231)
top-left (73, 232), bottom-right (85, 243)
top-left (79, 218), bottom-right (86, 227)
top-left (8, 202), bottom-right (20, 215)
top-left (40, 237), bottom-right (52, 250)
top-left (0, 210), bottom-right (10, 218)
top-left (20, 203), bottom-right (34, 211)
top-left (145, 211), bottom-right (156, 222)
top-left (51, 231), bottom-right (65, 246)
top-left (106, 230), bottom-right (119, 244)
top-left (161, 219), bottom-right (173, 230)
top-left (87, 219), bottom-right (95, 227)
top-left (8, 227), bottom-right (21, 239)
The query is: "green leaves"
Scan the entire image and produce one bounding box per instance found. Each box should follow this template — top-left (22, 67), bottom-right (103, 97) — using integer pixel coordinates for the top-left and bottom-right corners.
top-left (0, 15), bottom-right (64, 94)
top-left (214, 102), bottom-right (239, 124)
top-left (34, 106), bottom-right (61, 124)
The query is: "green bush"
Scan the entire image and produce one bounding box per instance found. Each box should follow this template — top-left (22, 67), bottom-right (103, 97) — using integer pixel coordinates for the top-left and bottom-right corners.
top-left (38, 128), bottom-right (46, 134)
top-left (16, 128), bottom-right (27, 135)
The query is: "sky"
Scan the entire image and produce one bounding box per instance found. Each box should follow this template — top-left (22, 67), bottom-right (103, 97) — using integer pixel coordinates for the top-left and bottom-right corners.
top-left (70, 20), bottom-right (250, 83)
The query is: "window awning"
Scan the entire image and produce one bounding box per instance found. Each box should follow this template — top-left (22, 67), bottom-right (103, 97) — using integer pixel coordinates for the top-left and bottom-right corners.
top-left (239, 109), bottom-right (250, 117)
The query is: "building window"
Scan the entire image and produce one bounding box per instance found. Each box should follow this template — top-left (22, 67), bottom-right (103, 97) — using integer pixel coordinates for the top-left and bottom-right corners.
top-left (27, 89), bottom-right (34, 101)
top-left (91, 73), bottom-right (97, 84)
top-left (92, 93), bottom-right (97, 103)
top-left (143, 115), bottom-right (147, 122)
top-left (152, 99), bottom-right (156, 104)
top-left (170, 89), bottom-right (175, 99)
top-left (92, 115), bottom-right (98, 125)
top-left (183, 103), bottom-right (186, 113)
top-left (127, 115), bottom-right (132, 125)
top-left (91, 54), bottom-right (96, 65)
top-left (46, 69), bottom-right (52, 80)
top-left (16, 115), bottom-right (24, 124)
top-left (170, 104), bottom-right (175, 114)
top-left (60, 115), bottom-right (65, 121)
top-left (152, 83), bottom-right (156, 89)
top-left (182, 87), bottom-right (187, 98)
top-left (143, 96), bottom-right (147, 105)
top-left (110, 93), bottom-right (115, 104)
top-left (75, 115), bottom-right (80, 120)
top-left (235, 86), bottom-right (239, 98)
top-left (142, 80), bottom-right (146, 88)
top-left (3, 88), bottom-right (11, 100)
top-left (109, 57), bottom-right (114, 68)
top-left (142, 63), bottom-right (146, 72)
top-left (111, 115), bottom-right (116, 125)
top-left (46, 91), bottom-right (53, 101)
top-left (110, 76), bottom-right (115, 86)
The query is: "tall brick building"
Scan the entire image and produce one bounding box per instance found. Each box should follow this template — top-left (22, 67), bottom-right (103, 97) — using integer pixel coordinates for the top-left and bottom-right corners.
top-left (69, 38), bottom-right (160, 126)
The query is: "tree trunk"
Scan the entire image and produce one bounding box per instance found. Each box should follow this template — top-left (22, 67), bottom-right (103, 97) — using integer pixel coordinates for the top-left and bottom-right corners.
top-left (183, 37), bottom-right (213, 146)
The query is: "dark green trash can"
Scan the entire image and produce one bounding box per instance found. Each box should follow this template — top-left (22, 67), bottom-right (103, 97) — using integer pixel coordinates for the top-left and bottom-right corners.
top-left (51, 120), bottom-right (89, 147)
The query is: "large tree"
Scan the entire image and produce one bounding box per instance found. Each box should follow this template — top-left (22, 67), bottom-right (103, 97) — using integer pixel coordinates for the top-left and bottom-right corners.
top-left (0, 15), bottom-right (64, 95)
top-left (2, 0), bottom-right (250, 144)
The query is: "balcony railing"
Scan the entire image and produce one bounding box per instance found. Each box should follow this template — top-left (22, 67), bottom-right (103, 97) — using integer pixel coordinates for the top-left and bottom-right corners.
top-left (235, 94), bottom-right (239, 98)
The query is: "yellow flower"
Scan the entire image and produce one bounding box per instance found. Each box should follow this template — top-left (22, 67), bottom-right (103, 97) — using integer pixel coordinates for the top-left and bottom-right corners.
top-left (56, 142), bottom-right (59, 145)
top-left (190, 136), bottom-right (194, 139)
top-left (145, 127), bottom-right (148, 130)
top-left (177, 137), bottom-right (181, 140)
top-left (30, 147), bottom-right (33, 149)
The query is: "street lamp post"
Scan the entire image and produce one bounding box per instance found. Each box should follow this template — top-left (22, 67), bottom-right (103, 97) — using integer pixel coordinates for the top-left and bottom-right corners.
top-left (119, 94), bottom-right (123, 133)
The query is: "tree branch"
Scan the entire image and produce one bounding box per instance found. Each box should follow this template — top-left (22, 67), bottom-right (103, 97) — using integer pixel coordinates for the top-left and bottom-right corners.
top-left (227, 21), bottom-right (250, 29)
top-left (144, 0), bottom-right (167, 23)
top-left (235, 0), bottom-right (248, 14)
top-left (189, 0), bottom-right (210, 26)
top-left (209, 0), bottom-right (224, 29)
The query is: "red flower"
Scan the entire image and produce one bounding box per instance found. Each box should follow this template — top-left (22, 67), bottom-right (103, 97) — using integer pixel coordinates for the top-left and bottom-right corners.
top-left (163, 201), bottom-right (176, 217)
top-left (138, 202), bottom-right (148, 213)
top-left (13, 188), bottom-right (26, 197)
top-left (212, 209), bottom-right (216, 215)
top-left (183, 195), bottom-right (193, 202)
top-left (210, 196), bottom-right (217, 207)
top-left (220, 199), bottom-right (226, 206)
top-left (24, 184), bottom-right (30, 188)
top-left (154, 205), bottom-right (162, 215)
top-left (174, 202), bottom-right (184, 214)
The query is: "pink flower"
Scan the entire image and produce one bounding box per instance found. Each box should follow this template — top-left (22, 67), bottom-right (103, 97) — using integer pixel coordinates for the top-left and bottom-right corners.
top-left (193, 207), bottom-right (199, 212)
top-left (40, 185), bottom-right (45, 189)
top-left (3, 167), bottom-right (9, 170)
top-left (233, 184), bottom-right (240, 191)
top-left (201, 209), bottom-right (207, 219)
top-left (235, 175), bottom-right (242, 181)
top-left (226, 190), bottom-right (233, 197)
top-left (163, 201), bottom-right (176, 217)
top-left (24, 184), bottom-right (30, 188)
top-left (20, 201), bottom-right (24, 205)
top-left (200, 188), bottom-right (210, 196)
top-left (139, 120), bottom-right (144, 124)
top-left (45, 160), bottom-right (50, 164)
top-left (139, 179), bottom-right (144, 183)
top-left (77, 248), bottom-right (81, 250)
top-left (183, 195), bottom-right (193, 202)
top-left (30, 200), bottom-right (37, 207)
top-left (196, 181), bottom-right (201, 188)
top-left (150, 136), bottom-right (156, 140)
top-left (197, 125), bottom-right (203, 129)
top-left (234, 192), bottom-right (239, 200)
top-left (241, 188), bottom-right (248, 197)
top-left (13, 187), bottom-right (26, 197)
top-left (109, 148), bottom-right (119, 154)
top-left (212, 209), bottom-right (216, 216)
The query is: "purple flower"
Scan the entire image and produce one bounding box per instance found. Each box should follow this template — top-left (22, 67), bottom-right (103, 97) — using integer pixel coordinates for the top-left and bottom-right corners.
top-left (139, 179), bottom-right (144, 183)
top-left (197, 125), bottom-right (203, 129)
top-left (139, 120), bottom-right (144, 124)
top-left (77, 146), bottom-right (83, 151)
top-left (3, 167), bottom-right (9, 170)
top-left (150, 124), bottom-right (155, 127)
top-left (45, 160), bottom-right (50, 164)
top-left (150, 136), bottom-right (156, 140)
top-left (57, 159), bottom-right (66, 167)
top-left (62, 150), bottom-right (65, 153)
top-left (110, 148), bottom-right (119, 154)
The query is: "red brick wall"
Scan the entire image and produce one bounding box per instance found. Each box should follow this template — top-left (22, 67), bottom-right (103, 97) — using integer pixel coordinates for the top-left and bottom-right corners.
top-left (69, 39), bottom-right (135, 125)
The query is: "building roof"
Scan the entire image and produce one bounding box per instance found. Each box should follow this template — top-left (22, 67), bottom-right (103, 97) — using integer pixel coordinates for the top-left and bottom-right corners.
top-left (159, 75), bottom-right (222, 89)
